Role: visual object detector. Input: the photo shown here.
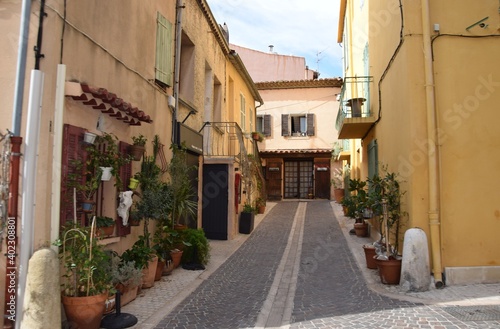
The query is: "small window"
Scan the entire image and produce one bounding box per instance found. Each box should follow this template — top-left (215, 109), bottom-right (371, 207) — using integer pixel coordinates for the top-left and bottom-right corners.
top-left (257, 115), bottom-right (272, 137)
top-left (281, 114), bottom-right (314, 137)
top-left (240, 94), bottom-right (246, 131)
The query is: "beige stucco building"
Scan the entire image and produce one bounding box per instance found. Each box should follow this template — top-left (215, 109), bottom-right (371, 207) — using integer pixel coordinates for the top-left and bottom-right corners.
top-left (337, 0), bottom-right (500, 286)
top-left (231, 45), bottom-right (342, 201)
top-left (0, 0), bottom-right (260, 323)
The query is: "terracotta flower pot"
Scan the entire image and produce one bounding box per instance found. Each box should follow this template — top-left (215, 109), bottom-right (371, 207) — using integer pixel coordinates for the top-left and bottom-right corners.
top-left (116, 284), bottom-right (139, 307)
top-left (170, 249), bottom-right (183, 268)
top-left (375, 256), bottom-right (402, 285)
top-left (128, 144), bottom-right (145, 161)
top-left (62, 292), bottom-right (107, 329)
top-left (155, 260), bottom-right (166, 281)
top-left (141, 255), bottom-right (158, 289)
top-left (354, 222), bottom-right (368, 237)
top-left (362, 245), bottom-right (377, 269)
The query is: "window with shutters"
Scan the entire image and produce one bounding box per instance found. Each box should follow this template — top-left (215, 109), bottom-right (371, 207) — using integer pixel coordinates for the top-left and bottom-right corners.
top-left (60, 124), bottom-right (132, 237)
top-left (257, 115), bottom-right (272, 137)
top-left (281, 114), bottom-right (315, 137)
top-left (155, 12), bottom-right (173, 88)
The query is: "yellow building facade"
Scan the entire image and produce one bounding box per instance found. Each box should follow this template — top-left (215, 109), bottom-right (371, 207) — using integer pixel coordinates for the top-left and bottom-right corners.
top-left (338, 0), bottom-right (500, 285)
top-left (0, 0), bottom-right (261, 321)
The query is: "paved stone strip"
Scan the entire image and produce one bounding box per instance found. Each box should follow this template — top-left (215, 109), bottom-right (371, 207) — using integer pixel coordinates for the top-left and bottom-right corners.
top-left (255, 202), bottom-right (306, 328)
top-left (290, 201), bottom-right (419, 328)
top-left (154, 202), bottom-right (299, 329)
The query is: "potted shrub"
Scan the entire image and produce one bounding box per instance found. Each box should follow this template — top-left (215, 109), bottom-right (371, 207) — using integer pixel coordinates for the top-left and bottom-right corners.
top-left (368, 167), bottom-right (407, 284)
top-left (54, 220), bottom-right (112, 329)
top-left (348, 178), bottom-right (369, 237)
top-left (121, 235), bottom-right (158, 289)
top-left (153, 226), bottom-right (192, 269)
top-left (256, 197), bottom-right (266, 214)
top-left (129, 134), bottom-right (147, 161)
top-left (95, 216), bottom-right (115, 237)
top-left (239, 203), bottom-right (256, 234)
top-left (181, 228), bottom-right (210, 267)
top-left (109, 252), bottom-right (143, 307)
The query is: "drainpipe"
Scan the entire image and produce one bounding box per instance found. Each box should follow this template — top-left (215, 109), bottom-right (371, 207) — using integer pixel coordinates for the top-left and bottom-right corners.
top-left (173, 0), bottom-right (184, 145)
top-left (421, 0), bottom-right (444, 288)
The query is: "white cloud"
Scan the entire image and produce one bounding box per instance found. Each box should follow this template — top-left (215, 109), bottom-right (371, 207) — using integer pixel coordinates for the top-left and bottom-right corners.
top-left (206, 0), bottom-right (343, 78)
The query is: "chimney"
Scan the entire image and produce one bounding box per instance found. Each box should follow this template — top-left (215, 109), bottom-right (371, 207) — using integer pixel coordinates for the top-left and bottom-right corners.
top-left (269, 45), bottom-right (274, 53)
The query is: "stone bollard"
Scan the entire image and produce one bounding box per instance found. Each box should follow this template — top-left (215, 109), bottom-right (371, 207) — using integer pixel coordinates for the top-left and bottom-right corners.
top-left (21, 248), bottom-right (61, 329)
top-left (400, 228), bottom-right (431, 292)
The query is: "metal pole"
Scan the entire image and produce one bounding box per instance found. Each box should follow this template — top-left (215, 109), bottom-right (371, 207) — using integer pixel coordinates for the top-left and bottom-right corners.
top-left (11, 0), bottom-right (32, 136)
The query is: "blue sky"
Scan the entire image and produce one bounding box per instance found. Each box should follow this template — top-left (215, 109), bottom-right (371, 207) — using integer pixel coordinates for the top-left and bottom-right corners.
top-left (206, 0), bottom-right (343, 79)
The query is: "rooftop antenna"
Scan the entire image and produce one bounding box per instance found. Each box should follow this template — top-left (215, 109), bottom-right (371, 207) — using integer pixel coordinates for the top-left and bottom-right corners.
top-left (316, 48), bottom-right (328, 73)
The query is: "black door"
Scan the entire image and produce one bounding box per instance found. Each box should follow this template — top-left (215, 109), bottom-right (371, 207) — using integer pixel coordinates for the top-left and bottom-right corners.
top-left (202, 164), bottom-right (229, 240)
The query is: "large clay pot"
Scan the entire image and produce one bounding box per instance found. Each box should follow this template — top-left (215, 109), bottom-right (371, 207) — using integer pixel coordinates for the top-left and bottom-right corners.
top-left (354, 222), bottom-right (368, 237)
top-left (363, 245), bottom-right (378, 269)
top-left (62, 292), bottom-right (107, 329)
top-left (141, 255), bottom-right (158, 289)
top-left (170, 249), bottom-right (183, 268)
top-left (334, 188), bottom-right (345, 203)
top-left (376, 256), bottom-right (402, 285)
top-left (116, 284), bottom-right (139, 307)
top-left (155, 260), bottom-right (166, 281)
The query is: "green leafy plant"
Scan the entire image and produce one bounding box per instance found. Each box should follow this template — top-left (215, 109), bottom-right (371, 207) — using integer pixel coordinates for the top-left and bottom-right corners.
top-left (131, 134), bottom-right (147, 147)
top-left (168, 144), bottom-right (198, 227)
top-left (242, 203), bottom-right (256, 214)
top-left (347, 178), bottom-right (368, 221)
top-left (255, 197), bottom-right (266, 208)
top-left (54, 222), bottom-right (112, 297)
top-left (95, 216), bottom-right (115, 228)
top-left (121, 235), bottom-right (156, 270)
top-left (85, 132), bottom-right (132, 188)
top-left (67, 159), bottom-right (102, 201)
top-left (181, 228), bottom-right (210, 265)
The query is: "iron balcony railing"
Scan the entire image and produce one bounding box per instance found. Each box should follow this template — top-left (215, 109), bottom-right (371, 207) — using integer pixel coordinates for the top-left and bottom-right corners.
top-left (335, 76), bottom-right (374, 131)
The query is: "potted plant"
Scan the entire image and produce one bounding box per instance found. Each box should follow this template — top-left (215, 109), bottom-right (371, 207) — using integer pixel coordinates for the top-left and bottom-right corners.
top-left (86, 132), bottom-right (132, 185)
top-left (83, 131), bottom-right (97, 145)
top-left (239, 203), bottom-right (256, 234)
top-left (109, 252), bottom-right (143, 307)
top-left (256, 197), bottom-right (266, 214)
top-left (54, 220), bottom-right (112, 329)
top-left (348, 178), bottom-right (369, 237)
top-left (153, 226), bottom-right (192, 269)
top-left (251, 131), bottom-right (264, 142)
top-left (95, 216), bottom-right (115, 237)
top-left (181, 228), bottom-right (210, 267)
top-left (368, 167), bottom-right (407, 284)
top-left (121, 235), bottom-right (158, 289)
top-left (129, 134), bottom-right (147, 161)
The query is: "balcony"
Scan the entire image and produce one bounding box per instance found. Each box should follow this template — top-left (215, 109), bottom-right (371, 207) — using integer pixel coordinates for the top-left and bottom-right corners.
top-left (335, 76), bottom-right (376, 139)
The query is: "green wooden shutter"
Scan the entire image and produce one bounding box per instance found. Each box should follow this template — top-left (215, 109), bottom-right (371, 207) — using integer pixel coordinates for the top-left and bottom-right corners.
top-left (155, 12), bottom-right (173, 87)
top-left (368, 139), bottom-right (378, 179)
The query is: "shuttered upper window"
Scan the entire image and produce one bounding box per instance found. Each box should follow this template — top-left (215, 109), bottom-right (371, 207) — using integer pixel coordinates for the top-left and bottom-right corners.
top-left (257, 115), bottom-right (272, 137)
top-left (281, 114), bottom-right (315, 137)
top-left (155, 12), bottom-right (173, 88)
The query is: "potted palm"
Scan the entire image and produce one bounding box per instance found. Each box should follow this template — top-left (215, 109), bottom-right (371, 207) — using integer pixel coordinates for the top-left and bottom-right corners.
top-left (54, 220), bottom-right (112, 329)
top-left (348, 178), bottom-right (369, 237)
